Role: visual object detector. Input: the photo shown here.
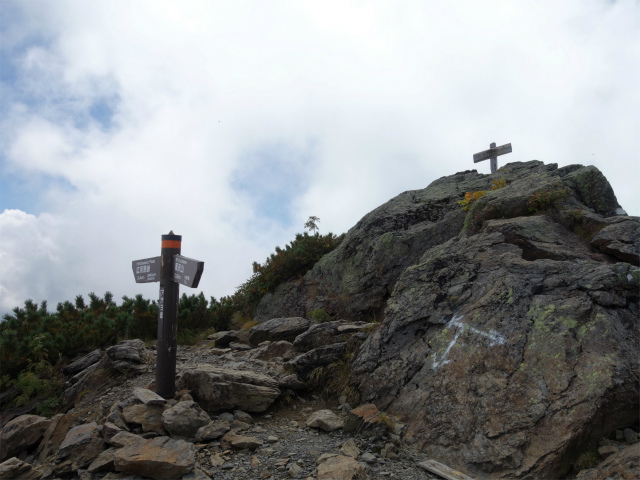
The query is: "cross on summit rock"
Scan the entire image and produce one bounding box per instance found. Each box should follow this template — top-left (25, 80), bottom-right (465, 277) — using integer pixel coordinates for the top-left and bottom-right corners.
top-left (473, 142), bottom-right (512, 173)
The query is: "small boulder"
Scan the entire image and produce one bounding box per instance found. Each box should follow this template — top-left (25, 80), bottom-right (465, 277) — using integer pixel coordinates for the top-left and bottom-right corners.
top-left (57, 422), bottom-right (105, 471)
top-left (176, 364), bottom-right (280, 413)
top-left (161, 401), bottom-right (211, 438)
top-left (122, 404), bottom-right (168, 435)
top-left (340, 438), bottom-right (361, 458)
top-left (234, 410), bottom-right (253, 424)
top-left (317, 455), bottom-right (367, 480)
top-left (194, 419), bottom-right (231, 442)
top-left (0, 414), bottom-right (51, 461)
top-left (306, 409), bottom-right (344, 432)
top-left (221, 430), bottom-right (263, 450)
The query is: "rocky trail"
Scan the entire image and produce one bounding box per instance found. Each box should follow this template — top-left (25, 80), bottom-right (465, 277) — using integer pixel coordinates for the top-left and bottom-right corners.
top-left (0, 321), bottom-right (451, 480)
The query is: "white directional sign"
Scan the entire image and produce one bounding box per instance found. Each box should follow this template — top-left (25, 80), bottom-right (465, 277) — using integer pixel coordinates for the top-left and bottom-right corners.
top-left (132, 256), bottom-right (161, 283)
top-left (172, 255), bottom-right (204, 288)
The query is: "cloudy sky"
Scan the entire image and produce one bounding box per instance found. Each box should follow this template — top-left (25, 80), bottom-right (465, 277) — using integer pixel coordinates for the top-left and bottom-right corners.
top-left (1, 0), bottom-right (639, 317)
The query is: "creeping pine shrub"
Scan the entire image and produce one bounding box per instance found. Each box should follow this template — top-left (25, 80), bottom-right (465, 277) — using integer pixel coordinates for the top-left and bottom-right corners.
top-left (309, 309), bottom-right (332, 323)
top-left (458, 178), bottom-right (507, 211)
top-left (527, 184), bottom-right (569, 213)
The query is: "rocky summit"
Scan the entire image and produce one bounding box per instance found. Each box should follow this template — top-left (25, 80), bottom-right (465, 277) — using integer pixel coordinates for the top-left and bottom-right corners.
top-left (0, 160), bottom-right (638, 480)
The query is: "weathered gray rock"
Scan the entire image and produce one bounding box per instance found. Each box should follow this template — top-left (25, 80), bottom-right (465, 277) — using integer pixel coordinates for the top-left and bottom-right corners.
top-left (161, 401), bottom-right (211, 438)
top-left (248, 317), bottom-right (312, 346)
top-left (122, 404), bottom-right (168, 435)
top-left (591, 219), bottom-right (640, 265)
top-left (175, 364), bottom-right (280, 413)
top-left (241, 340), bottom-right (294, 360)
top-left (63, 349), bottom-right (102, 376)
top-left (351, 227), bottom-right (639, 479)
top-left (106, 339), bottom-right (152, 374)
top-left (209, 330), bottom-right (249, 348)
top-left (114, 436), bottom-right (195, 479)
top-left (0, 457), bottom-right (42, 479)
top-left (194, 419), bottom-right (231, 442)
top-left (253, 162), bottom-right (627, 324)
top-left (306, 409), bottom-right (344, 431)
top-left (292, 321), bottom-right (351, 352)
top-left (62, 359), bottom-right (103, 408)
top-left (0, 414), bottom-right (51, 461)
top-left (289, 343), bottom-right (347, 378)
top-left (57, 422), bottom-right (105, 471)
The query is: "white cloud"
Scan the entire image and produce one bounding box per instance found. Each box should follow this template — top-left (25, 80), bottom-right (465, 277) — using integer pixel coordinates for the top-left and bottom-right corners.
top-left (0, 0), bottom-right (638, 316)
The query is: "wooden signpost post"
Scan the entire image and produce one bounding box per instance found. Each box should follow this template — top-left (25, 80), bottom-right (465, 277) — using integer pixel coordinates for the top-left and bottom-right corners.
top-left (473, 142), bottom-right (512, 173)
top-left (132, 232), bottom-right (204, 398)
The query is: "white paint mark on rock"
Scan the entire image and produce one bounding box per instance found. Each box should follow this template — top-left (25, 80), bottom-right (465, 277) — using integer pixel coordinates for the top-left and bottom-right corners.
top-left (431, 313), bottom-right (506, 370)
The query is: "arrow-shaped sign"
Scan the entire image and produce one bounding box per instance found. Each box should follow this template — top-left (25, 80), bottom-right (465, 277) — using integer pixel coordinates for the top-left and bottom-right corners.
top-left (172, 255), bottom-right (204, 288)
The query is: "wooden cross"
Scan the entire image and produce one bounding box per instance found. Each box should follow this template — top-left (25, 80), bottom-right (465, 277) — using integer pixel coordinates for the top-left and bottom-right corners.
top-left (473, 142), bottom-right (512, 173)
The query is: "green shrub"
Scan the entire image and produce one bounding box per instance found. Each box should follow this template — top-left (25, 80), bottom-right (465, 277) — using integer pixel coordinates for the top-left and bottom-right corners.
top-left (309, 309), bottom-right (332, 323)
top-left (527, 184), bottom-right (569, 213)
top-left (573, 450), bottom-right (599, 471)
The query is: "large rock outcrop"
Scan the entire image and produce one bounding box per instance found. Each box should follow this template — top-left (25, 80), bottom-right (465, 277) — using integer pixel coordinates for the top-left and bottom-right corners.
top-left (254, 161), bottom-right (632, 322)
top-left (254, 160), bottom-right (639, 479)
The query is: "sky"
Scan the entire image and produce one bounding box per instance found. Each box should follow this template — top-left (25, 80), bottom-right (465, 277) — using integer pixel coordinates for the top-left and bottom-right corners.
top-left (1, 0), bottom-right (639, 318)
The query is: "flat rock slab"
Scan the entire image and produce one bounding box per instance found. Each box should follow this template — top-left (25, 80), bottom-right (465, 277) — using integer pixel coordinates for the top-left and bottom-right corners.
top-left (317, 455), bottom-right (367, 480)
top-left (132, 388), bottom-right (166, 405)
top-left (306, 409), bottom-right (344, 432)
top-left (249, 317), bottom-right (312, 346)
top-left (63, 349), bottom-right (102, 376)
top-left (0, 414), bottom-right (51, 461)
top-left (114, 436), bottom-right (195, 480)
top-left (419, 459), bottom-right (475, 480)
top-left (176, 364), bottom-right (280, 413)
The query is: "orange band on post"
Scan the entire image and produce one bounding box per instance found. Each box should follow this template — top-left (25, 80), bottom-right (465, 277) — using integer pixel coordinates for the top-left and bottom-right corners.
top-left (162, 240), bottom-right (182, 249)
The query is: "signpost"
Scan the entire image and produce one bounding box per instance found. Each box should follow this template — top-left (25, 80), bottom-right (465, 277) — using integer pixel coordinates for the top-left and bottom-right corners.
top-left (473, 142), bottom-right (512, 173)
top-left (132, 232), bottom-right (205, 398)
